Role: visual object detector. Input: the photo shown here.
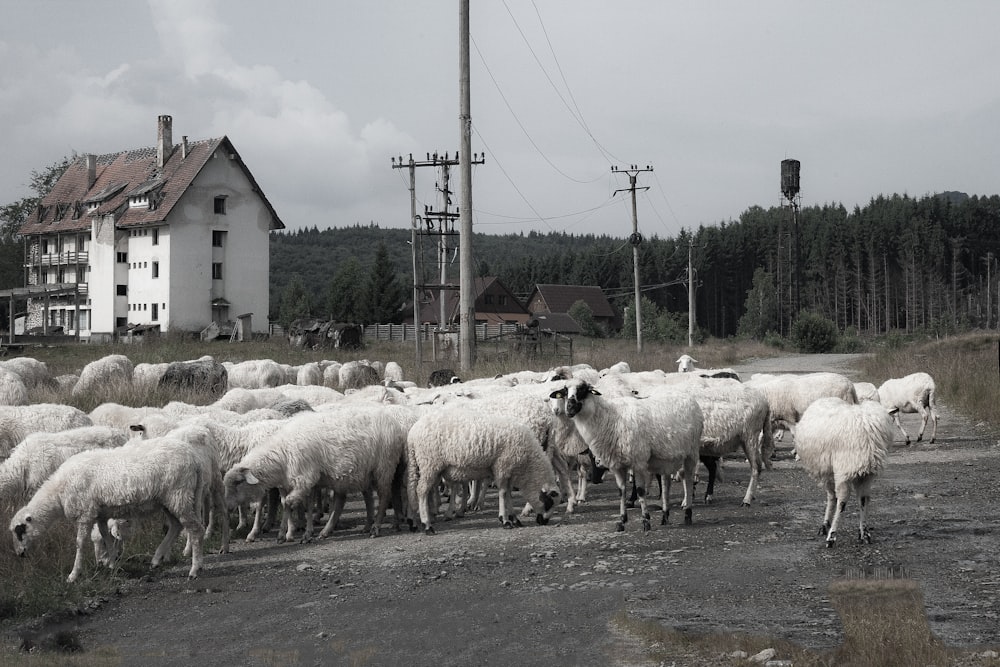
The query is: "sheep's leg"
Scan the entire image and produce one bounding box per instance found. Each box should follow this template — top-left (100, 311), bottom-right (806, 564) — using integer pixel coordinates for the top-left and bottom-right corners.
top-left (152, 512), bottom-right (183, 568)
top-left (701, 455), bottom-right (719, 504)
top-left (212, 478), bottom-right (230, 554)
top-left (740, 444), bottom-right (762, 507)
top-left (892, 412), bottom-right (911, 445)
top-left (298, 490), bottom-right (316, 543)
top-left (68, 521), bottom-right (92, 583)
top-left (856, 476), bottom-right (875, 544)
top-left (612, 468), bottom-right (629, 531)
top-left (246, 490), bottom-right (267, 542)
top-left (676, 456), bottom-right (696, 525)
top-left (318, 492), bottom-right (348, 539)
top-left (551, 453), bottom-right (575, 514)
top-left (820, 480), bottom-right (837, 537)
top-left (631, 469), bottom-right (655, 532)
top-left (261, 487), bottom-right (281, 533)
top-left (361, 489), bottom-right (376, 533)
top-left (625, 471), bottom-right (638, 509)
top-left (496, 480), bottom-right (520, 528)
top-left (95, 518), bottom-right (117, 566)
top-left (416, 474), bottom-right (438, 534)
top-left (824, 478), bottom-right (851, 547)
top-left (174, 509), bottom-right (205, 579)
top-left (370, 485), bottom-right (392, 537)
top-left (575, 458), bottom-right (589, 502)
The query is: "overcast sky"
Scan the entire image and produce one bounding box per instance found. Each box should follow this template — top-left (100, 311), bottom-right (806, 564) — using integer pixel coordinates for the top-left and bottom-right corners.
top-left (2, 1), bottom-right (998, 239)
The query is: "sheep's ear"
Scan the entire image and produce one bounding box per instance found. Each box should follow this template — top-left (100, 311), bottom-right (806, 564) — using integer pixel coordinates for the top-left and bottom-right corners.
top-left (547, 490), bottom-right (559, 499)
top-left (128, 424), bottom-right (145, 433)
top-left (549, 388), bottom-right (566, 399)
top-left (244, 470), bottom-right (260, 485)
top-left (590, 387), bottom-right (602, 396)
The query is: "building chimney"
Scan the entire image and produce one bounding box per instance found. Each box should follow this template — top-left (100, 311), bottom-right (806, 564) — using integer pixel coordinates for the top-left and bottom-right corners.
top-left (85, 154), bottom-right (96, 189)
top-left (181, 135), bottom-right (188, 159)
top-left (157, 114), bottom-right (173, 168)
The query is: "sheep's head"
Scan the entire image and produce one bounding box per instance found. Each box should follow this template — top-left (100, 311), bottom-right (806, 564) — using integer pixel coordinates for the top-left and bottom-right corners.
top-left (223, 467), bottom-right (260, 510)
top-left (534, 489), bottom-right (561, 525)
top-left (9, 510), bottom-right (38, 557)
top-left (550, 380), bottom-right (600, 418)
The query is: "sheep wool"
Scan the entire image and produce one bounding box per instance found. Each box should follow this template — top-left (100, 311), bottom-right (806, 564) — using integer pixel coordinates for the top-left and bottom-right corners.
top-left (794, 396), bottom-right (894, 547)
top-left (1, 404), bottom-right (93, 460)
top-left (877, 372), bottom-right (939, 444)
top-left (0, 368), bottom-right (28, 406)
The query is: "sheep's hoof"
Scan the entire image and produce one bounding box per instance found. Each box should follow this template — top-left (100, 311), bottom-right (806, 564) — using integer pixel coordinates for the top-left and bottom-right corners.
top-left (615, 522), bottom-right (625, 532)
top-left (502, 521), bottom-right (514, 530)
top-left (660, 514), bottom-right (668, 526)
top-left (536, 514), bottom-right (549, 526)
top-left (641, 519), bottom-right (651, 532)
top-left (625, 500), bottom-right (636, 509)
top-left (704, 495), bottom-right (714, 504)
top-left (740, 501), bottom-right (751, 508)
top-left (826, 539), bottom-right (836, 548)
top-left (860, 531), bottom-right (872, 544)
top-left (512, 516), bottom-right (523, 528)
top-left (423, 525), bottom-right (435, 535)
top-left (819, 523), bottom-right (830, 536)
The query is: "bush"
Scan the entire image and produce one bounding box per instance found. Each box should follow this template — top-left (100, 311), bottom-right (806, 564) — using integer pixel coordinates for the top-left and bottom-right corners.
top-left (790, 312), bottom-right (838, 353)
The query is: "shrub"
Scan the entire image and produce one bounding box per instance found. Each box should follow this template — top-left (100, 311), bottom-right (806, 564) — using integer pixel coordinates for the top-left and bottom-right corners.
top-left (790, 312), bottom-right (838, 353)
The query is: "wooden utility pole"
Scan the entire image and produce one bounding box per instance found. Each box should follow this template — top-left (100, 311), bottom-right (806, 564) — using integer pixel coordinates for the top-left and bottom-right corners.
top-left (612, 164), bottom-right (652, 352)
top-left (688, 238), bottom-right (696, 348)
top-left (458, 0), bottom-right (475, 373)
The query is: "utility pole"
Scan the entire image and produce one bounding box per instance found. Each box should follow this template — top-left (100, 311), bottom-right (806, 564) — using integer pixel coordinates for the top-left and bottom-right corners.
top-left (458, 0), bottom-right (475, 373)
top-left (612, 164), bottom-right (652, 352)
top-left (423, 154), bottom-right (460, 327)
top-left (688, 238), bottom-right (696, 348)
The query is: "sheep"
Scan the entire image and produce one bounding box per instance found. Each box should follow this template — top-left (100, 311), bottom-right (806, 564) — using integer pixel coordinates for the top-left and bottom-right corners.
top-left (676, 354), bottom-right (698, 373)
top-left (0, 357), bottom-right (56, 391)
top-left (89, 403), bottom-right (162, 431)
top-left (549, 378), bottom-right (702, 532)
top-left (1, 404), bottom-right (93, 460)
top-left (132, 362), bottom-right (170, 392)
top-left (274, 384), bottom-right (344, 408)
top-left (745, 372), bottom-right (858, 441)
top-left (794, 396), bottom-right (895, 547)
top-left (598, 361), bottom-right (631, 377)
top-left (54, 374), bottom-right (79, 393)
top-left (0, 368), bottom-right (28, 406)
top-left (10, 430), bottom-right (214, 582)
top-left (547, 364), bottom-right (600, 385)
top-left (322, 362), bottom-right (343, 388)
top-left (406, 406), bottom-right (560, 534)
top-left (158, 356), bottom-right (228, 397)
top-left (853, 382), bottom-right (880, 403)
top-left (72, 354), bottom-right (134, 398)
top-left (682, 379), bottom-right (772, 505)
top-left (339, 360), bottom-right (381, 391)
top-left (225, 359), bottom-right (286, 389)
top-left (295, 362), bottom-right (324, 386)
top-left (383, 361), bottom-right (404, 384)
top-left (91, 518), bottom-right (131, 567)
top-left (0, 425), bottom-right (130, 500)
top-left (224, 408), bottom-right (408, 542)
top-left (877, 372), bottom-right (939, 444)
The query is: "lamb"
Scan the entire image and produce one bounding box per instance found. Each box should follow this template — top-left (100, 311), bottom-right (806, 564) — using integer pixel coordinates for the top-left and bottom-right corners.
top-left (72, 354), bottom-right (134, 398)
top-left (406, 406), bottom-right (560, 534)
top-left (1, 404), bottom-right (93, 460)
top-left (549, 378), bottom-right (702, 532)
top-left (676, 354), bottom-right (698, 372)
top-left (0, 368), bottom-right (28, 406)
top-left (877, 372), bottom-right (939, 444)
top-left (794, 396), bottom-right (895, 547)
top-left (745, 372), bottom-right (858, 440)
top-left (0, 425), bottom-right (130, 500)
top-left (224, 407), bottom-right (408, 542)
top-left (10, 430), bottom-right (213, 582)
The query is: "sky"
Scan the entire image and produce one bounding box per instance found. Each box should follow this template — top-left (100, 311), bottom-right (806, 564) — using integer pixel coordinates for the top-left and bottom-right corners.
top-left (2, 1), bottom-right (999, 240)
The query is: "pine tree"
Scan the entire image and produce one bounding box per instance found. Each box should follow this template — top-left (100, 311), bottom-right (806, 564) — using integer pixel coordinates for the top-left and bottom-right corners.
top-left (278, 274), bottom-right (312, 329)
top-left (366, 241), bottom-right (406, 323)
top-left (325, 257), bottom-right (366, 323)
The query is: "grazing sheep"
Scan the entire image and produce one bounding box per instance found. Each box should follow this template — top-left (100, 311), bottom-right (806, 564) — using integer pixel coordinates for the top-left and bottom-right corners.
top-left (745, 372), bottom-right (858, 440)
top-left (853, 382), bottom-right (880, 403)
top-left (225, 359), bottom-right (286, 389)
top-left (0, 357), bottom-right (56, 391)
top-left (877, 372), bottom-right (939, 444)
top-left (598, 361), bottom-right (631, 377)
top-left (0, 368), bottom-right (28, 406)
top-left (10, 431), bottom-right (213, 582)
top-left (794, 397), bottom-right (895, 547)
top-left (72, 354), bottom-right (134, 398)
top-left (406, 406), bottom-right (560, 534)
top-left (132, 362), bottom-right (170, 392)
top-left (89, 403), bottom-right (161, 431)
top-left (158, 356), bottom-right (228, 397)
top-left (295, 362), bottom-right (324, 386)
top-left (382, 361), bottom-right (404, 384)
top-left (550, 379), bottom-right (702, 532)
top-left (224, 408), bottom-right (408, 542)
top-left (0, 404), bottom-right (93, 460)
top-left (676, 354), bottom-right (698, 372)
top-left (322, 362), bottom-right (343, 388)
top-left (339, 361), bottom-right (381, 391)
top-left (0, 425), bottom-right (130, 500)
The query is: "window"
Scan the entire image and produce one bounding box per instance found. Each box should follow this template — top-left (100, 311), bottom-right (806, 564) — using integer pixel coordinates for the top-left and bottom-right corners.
top-left (116, 252), bottom-right (128, 263)
top-left (212, 230), bottom-right (226, 247)
top-left (152, 228), bottom-right (159, 245)
top-left (116, 285), bottom-right (127, 296)
top-left (151, 304), bottom-right (158, 321)
top-left (214, 196), bottom-right (227, 215)
top-left (499, 295), bottom-right (507, 306)
top-left (212, 262), bottom-right (223, 280)
top-left (484, 295), bottom-right (494, 305)
top-left (152, 261), bottom-right (159, 278)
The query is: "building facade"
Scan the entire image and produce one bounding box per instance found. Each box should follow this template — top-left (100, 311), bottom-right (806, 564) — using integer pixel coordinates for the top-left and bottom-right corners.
top-left (18, 116), bottom-right (284, 341)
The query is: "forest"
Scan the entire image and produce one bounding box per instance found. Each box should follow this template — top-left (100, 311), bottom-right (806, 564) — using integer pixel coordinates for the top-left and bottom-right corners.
top-left (270, 190), bottom-right (1000, 340)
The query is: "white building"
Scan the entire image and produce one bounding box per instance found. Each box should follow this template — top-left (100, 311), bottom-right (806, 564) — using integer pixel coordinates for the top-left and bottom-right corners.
top-left (18, 115), bottom-right (284, 341)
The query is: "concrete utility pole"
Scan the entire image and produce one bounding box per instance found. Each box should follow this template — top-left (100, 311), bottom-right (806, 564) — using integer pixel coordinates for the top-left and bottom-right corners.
top-left (458, 0), bottom-right (475, 373)
top-left (688, 238), bottom-right (696, 348)
top-left (612, 164), bottom-right (653, 352)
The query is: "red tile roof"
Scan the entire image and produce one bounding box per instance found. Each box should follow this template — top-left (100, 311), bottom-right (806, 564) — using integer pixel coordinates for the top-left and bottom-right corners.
top-left (19, 136), bottom-right (284, 235)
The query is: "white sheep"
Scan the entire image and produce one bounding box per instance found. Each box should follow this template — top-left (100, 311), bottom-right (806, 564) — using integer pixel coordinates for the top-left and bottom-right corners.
top-left (0, 425), bottom-right (130, 500)
top-left (745, 372), bottom-right (858, 441)
top-left (274, 384), bottom-right (344, 408)
top-left (0, 357), bottom-right (56, 391)
top-left (382, 361), bottom-right (404, 384)
top-left (132, 362), bottom-right (170, 392)
top-left (853, 382), bottom-right (880, 403)
top-left (550, 378), bottom-right (702, 532)
top-left (72, 354), bottom-right (134, 398)
top-left (295, 362), bottom-right (324, 386)
top-left (406, 406), bottom-right (560, 534)
top-left (676, 354), bottom-right (698, 372)
top-left (339, 361), bottom-right (380, 391)
top-left (89, 402), bottom-right (161, 431)
top-left (0, 368), bottom-right (28, 406)
top-left (10, 430), bottom-right (213, 582)
top-left (322, 362), bottom-right (343, 388)
top-left (598, 361), bottom-right (631, 377)
top-left (877, 372), bottom-right (939, 444)
top-left (224, 359), bottom-right (286, 389)
top-left (224, 408), bottom-right (408, 542)
top-left (794, 396), bottom-right (895, 547)
top-left (1, 404), bottom-right (93, 460)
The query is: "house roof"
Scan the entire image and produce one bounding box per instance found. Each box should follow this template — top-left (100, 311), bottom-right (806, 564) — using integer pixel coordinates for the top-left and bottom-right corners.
top-left (409, 276), bottom-right (530, 325)
top-left (19, 135), bottom-right (284, 236)
top-left (529, 284), bottom-right (617, 318)
top-left (530, 312), bottom-right (582, 334)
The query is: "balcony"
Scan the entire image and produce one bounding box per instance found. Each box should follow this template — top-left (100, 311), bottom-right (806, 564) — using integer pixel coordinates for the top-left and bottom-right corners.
top-left (24, 250), bottom-right (89, 267)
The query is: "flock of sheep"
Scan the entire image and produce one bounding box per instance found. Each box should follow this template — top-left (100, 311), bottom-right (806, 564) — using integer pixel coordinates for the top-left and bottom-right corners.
top-left (0, 351), bottom-right (940, 582)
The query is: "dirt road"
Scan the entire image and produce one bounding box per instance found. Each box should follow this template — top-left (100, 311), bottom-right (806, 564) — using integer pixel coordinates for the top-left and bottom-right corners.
top-left (7, 354), bottom-right (1000, 666)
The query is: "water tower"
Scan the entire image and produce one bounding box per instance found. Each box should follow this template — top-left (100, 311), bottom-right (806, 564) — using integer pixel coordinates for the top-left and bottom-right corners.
top-left (780, 159), bottom-right (802, 318)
